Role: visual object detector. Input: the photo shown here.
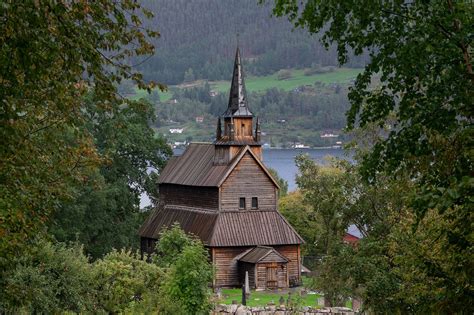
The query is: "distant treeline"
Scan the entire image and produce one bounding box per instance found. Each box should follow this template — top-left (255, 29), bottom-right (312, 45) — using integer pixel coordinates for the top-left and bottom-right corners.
top-left (133, 0), bottom-right (368, 84)
top-left (149, 82), bottom-right (350, 147)
top-left (154, 83), bottom-right (348, 128)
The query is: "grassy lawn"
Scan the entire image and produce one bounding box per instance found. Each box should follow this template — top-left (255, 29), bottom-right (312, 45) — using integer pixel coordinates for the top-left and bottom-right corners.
top-left (129, 67), bottom-right (362, 101)
top-left (218, 288), bottom-right (322, 308)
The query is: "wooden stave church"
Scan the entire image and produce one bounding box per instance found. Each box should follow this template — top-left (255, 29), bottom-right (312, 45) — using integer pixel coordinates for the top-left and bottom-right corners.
top-left (139, 47), bottom-right (304, 290)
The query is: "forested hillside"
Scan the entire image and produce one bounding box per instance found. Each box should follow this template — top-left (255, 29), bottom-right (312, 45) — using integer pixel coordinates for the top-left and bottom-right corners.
top-left (119, 0), bottom-right (369, 147)
top-left (135, 0), bottom-right (367, 84)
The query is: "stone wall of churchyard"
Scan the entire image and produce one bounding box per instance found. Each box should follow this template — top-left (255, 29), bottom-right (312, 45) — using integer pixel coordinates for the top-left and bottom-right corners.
top-left (212, 304), bottom-right (358, 314)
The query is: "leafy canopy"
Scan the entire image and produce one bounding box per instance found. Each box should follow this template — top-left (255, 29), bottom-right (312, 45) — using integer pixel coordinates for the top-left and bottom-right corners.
top-left (49, 94), bottom-right (171, 259)
top-left (0, 0), bottom-right (162, 260)
top-left (156, 224), bottom-right (214, 315)
top-left (267, 0), bottom-right (473, 219)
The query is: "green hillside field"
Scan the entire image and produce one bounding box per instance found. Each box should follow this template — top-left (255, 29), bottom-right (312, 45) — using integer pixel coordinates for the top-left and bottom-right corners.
top-left (132, 67), bottom-right (362, 102)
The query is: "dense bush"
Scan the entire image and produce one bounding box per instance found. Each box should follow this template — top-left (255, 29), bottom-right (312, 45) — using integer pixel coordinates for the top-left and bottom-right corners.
top-left (277, 69), bottom-right (293, 80)
top-left (156, 224), bottom-right (214, 315)
top-left (1, 240), bottom-right (94, 314)
top-left (161, 244), bottom-right (213, 314)
top-left (1, 226), bottom-right (213, 314)
top-left (93, 249), bottom-right (163, 313)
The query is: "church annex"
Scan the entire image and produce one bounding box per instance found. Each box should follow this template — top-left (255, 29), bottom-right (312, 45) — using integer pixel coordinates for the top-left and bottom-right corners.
top-left (139, 47), bottom-right (304, 289)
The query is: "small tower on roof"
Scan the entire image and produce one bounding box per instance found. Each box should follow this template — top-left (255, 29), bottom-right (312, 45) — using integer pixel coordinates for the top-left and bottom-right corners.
top-left (214, 47), bottom-right (262, 165)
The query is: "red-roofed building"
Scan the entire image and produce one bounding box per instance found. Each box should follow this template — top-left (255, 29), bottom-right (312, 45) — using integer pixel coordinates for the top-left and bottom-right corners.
top-left (343, 232), bottom-right (360, 246)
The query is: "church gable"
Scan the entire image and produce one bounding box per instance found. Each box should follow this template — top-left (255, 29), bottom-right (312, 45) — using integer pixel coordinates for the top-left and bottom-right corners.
top-left (220, 151), bottom-right (277, 211)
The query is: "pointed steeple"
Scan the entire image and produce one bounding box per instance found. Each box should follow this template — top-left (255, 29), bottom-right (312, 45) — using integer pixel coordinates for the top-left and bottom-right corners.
top-left (222, 47), bottom-right (253, 117)
top-left (213, 45), bottom-right (262, 163)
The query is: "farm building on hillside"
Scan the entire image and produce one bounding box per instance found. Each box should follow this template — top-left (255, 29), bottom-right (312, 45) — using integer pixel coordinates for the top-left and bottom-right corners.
top-left (139, 47), bottom-right (304, 289)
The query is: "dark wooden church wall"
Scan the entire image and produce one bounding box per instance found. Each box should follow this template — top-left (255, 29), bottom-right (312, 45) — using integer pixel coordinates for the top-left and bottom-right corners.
top-left (220, 152), bottom-right (277, 211)
top-left (159, 184), bottom-right (219, 210)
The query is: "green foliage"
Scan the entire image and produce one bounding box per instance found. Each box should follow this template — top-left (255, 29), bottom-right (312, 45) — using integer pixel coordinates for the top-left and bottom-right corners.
top-left (0, 0), bottom-right (160, 263)
top-left (295, 156), bottom-right (349, 251)
top-left (1, 240), bottom-right (94, 314)
top-left (270, 0), bottom-right (473, 230)
top-left (1, 241), bottom-right (167, 314)
top-left (279, 191), bottom-right (319, 256)
top-left (388, 208), bottom-right (474, 314)
top-left (161, 244), bottom-right (214, 315)
top-left (154, 223), bottom-right (195, 268)
top-left (184, 67), bottom-right (196, 82)
top-left (1, 226), bottom-right (215, 314)
top-left (277, 69), bottom-right (293, 80)
top-left (289, 153), bottom-right (473, 312)
top-left (49, 95), bottom-right (171, 259)
top-left (289, 155), bottom-right (411, 309)
top-left (268, 167), bottom-right (288, 197)
top-left (271, 2), bottom-right (473, 311)
top-left (93, 249), bottom-right (163, 313)
top-left (156, 224), bottom-right (214, 315)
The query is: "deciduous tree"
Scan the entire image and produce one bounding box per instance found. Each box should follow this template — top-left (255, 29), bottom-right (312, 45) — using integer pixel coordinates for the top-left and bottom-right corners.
top-left (268, 0), bottom-right (473, 219)
top-left (1, 0), bottom-right (162, 260)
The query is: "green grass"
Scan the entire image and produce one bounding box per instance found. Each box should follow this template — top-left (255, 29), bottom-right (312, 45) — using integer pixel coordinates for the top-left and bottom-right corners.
top-left (210, 68), bottom-right (362, 94)
top-left (129, 67), bottom-right (362, 101)
top-left (218, 288), bottom-right (322, 307)
top-left (129, 87), bottom-right (173, 102)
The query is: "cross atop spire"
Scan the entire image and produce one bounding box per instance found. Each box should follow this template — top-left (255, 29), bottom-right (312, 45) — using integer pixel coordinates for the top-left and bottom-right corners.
top-left (222, 47), bottom-right (253, 117)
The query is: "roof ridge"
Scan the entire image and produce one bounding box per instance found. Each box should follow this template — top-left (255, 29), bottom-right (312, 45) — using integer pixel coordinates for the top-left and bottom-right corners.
top-left (238, 245), bottom-right (289, 263)
top-left (189, 142), bottom-right (212, 145)
top-left (164, 205), bottom-right (217, 214)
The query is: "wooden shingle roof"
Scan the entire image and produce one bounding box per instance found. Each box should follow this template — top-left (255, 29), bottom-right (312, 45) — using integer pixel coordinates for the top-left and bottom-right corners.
top-left (158, 143), bottom-right (279, 188)
top-left (139, 208), bottom-right (304, 247)
top-left (158, 143), bottom-right (228, 186)
top-left (138, 206), bottom-right (218, 243)
top-left (238, 246), bottom-right (289, 264)
top-left (211, 210), bottom-right (303, 246)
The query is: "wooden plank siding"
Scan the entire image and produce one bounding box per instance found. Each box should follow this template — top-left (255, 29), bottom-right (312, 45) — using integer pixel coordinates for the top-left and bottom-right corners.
top-left (274, 245), bottom-right (301, 286)
top-left (256, 263), bottom-right (287, 289)
top-left (220, 152), bottom-right (276, 211)
top-left (211, 245), bottom-right (299, 288)
top-left (159, 184), bottom-right (219, 210)
top-left (212, 247), bottom-right (252, 287)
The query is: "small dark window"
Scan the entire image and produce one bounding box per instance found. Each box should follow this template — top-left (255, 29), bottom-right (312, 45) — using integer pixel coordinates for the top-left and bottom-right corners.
top-left (239, 197), bottom-right (246, 209)
top-left (251, 197), bottom-right (258, 209)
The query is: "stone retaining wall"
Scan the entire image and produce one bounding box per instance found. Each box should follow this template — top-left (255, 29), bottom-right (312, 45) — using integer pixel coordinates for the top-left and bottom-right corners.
top-left (212, 304), bottom-right (357, 314)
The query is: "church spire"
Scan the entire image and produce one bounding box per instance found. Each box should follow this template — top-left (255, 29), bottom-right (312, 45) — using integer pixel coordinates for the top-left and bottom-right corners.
top-left (222, 47), bottom-right (252, 117)
top-left (213, 45), bottom-right (262, 164)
